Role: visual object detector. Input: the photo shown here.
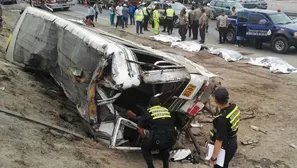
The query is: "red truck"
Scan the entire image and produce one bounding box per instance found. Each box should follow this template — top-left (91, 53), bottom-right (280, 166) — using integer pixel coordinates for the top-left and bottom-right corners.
top-left (26, 0), bottom-right (75, 11)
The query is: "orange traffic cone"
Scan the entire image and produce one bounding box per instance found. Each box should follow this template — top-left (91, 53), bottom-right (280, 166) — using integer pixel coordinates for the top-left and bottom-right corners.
top-left (84, 0), bottom-right (88, 7)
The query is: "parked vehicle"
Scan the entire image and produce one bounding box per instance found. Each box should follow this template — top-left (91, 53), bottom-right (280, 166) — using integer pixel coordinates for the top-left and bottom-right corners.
top-left (209, 0), bottom-right (244, 19)
top-left (0, 0), bottom-right (17, 4)
top-left (226, 9), bottom-right (297, 54)
top-left (6, 6), bottom-right (218, 151)
top-left (230, 0), bottom-right (267, 9)
top-left (147, 1), bottom-right (189, 28)
top-left (26, 0), bottom-right (75, 11)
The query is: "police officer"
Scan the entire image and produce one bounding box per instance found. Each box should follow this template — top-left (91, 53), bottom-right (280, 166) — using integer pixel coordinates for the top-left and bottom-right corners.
top-left (142, 3), bottom-right (150, 31)
top-left (188, 6), bottom-right (194, 37)
top-left (153, 5), bottom-right (160, 35)
top-left (203, 5), bottom-right (212, 33)
top-left (209, 87), bottom-right (239, 168)
top-left (163, 5), bottom-right (175, 35)
top-left (138, 97), bottom-right (175, 168)
top-left (192, 6), bottom-right (202, 40)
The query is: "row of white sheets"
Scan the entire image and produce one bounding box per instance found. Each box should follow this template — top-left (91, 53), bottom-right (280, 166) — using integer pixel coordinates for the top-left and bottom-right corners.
top-left (151, 34), bottom-right (297, 74)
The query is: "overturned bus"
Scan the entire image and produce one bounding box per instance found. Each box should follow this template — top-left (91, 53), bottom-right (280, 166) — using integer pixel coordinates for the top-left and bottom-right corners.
top-left (6, 7), bottom-right (217, 151)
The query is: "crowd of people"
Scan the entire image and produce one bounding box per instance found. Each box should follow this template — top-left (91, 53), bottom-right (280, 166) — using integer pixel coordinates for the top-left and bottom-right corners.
top-left (84, 2), bottom-right (242, 46)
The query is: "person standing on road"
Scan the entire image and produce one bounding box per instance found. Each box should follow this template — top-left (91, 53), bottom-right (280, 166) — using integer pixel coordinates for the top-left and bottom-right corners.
top-left (199, 8), bottom-right (207, 44)
top-left (142, 3), bottom-right (150, 31)
top-left (188, 6), bottom-right (194, 38)
top-left (122, 4), bottom-right (129, 28)
top-left (217, 10), bottom-right (228, 44)
top-left (137, 97), bottom-right (175, 168)
top-left (162, 5), bottom-right (168, 33)
top-left (192, 6), bottom-right (202, 40)
top-left (93, 2), bottom-right (99, 23)
top-left (109, 5), bottom-right (115, 25)
top-left (129, 3), bottom-right (135, 25)
top-left (153, 5), bottom-right (160, 35)
top-left (231, 6), bottom-right (237, 16)
top-left (163, 4), bottom-right (175, 35)
top-left (87, 5), bottom-right (96, 22)
top-left (115, 3), bottom-right (124, 29)
top-left (203, 6), bottom-right (212, 33)
top-left (178, 8), bottom-right (188, 41)
top-left (135, 5), bottom-right (144, 34)
top-left (208, 87), bottom-right (239, 168)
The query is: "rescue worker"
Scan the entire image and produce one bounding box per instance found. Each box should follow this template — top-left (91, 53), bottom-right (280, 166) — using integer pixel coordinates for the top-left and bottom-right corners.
top-left (138, 97), bottom-right (175, 168)
top-left (192, 6), bottom-right (202, 40)
top-left (163, 4), bottom-right (175, 35)
top-left (208, 87), bottom-right (239, 168)
top-left (153, 5), bottom-right (160, 35)
top-left (135, 5), bottom-right (144, 34)
top-left (178, 8), bottom-right (188, 41)
top-left (199, 8), bottom-right (207, 44)
top-left (142, 3), bottom-right (150, 31)
top-left (203, 5), bottom-right (212, 33)
top-left (231, 6), bottom-right (237, 16)
top-left (188, 6), bottom-right (194, 38)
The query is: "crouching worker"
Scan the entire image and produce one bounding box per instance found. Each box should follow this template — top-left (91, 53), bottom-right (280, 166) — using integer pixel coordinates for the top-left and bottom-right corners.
top-left (138, 97), bottom-right (175, 168)
top-left (84, 16), bottom-right (95, 27)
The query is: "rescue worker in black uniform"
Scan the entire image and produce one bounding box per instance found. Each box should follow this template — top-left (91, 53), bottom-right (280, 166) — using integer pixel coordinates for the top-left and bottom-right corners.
top-left (209, 87), bottom-right (239, 168)
top-left (138, 97), bottom-right (175, 168)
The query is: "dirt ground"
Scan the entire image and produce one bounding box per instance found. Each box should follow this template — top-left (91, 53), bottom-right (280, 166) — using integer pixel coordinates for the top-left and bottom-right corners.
top-left (1, 5), bottom-right (297, 168)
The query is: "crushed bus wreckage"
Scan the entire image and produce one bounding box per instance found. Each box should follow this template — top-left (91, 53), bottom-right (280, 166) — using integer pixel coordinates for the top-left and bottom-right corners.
top-left (6, 7), bottom-right (218, 153)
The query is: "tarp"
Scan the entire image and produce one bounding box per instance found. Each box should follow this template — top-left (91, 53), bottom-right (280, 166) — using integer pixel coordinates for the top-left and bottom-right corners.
top-left (151, 34), bottom-right (181, 43)
top-left (171, 41), bottom-right (202, 52)
top-left (248, 57), bottom-right (297, 74)
top-left (208, 48), bottom-right (245, 62)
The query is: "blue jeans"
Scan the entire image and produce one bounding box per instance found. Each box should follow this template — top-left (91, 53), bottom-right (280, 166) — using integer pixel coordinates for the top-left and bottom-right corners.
top-left (136, 21), bottom-right (143, 34)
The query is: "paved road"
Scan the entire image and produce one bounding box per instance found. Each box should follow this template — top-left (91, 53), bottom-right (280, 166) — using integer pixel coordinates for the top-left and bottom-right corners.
top-left (4, 2), bottom-right (297, 76)
top-left (55, 3), bottom-right (297, 68)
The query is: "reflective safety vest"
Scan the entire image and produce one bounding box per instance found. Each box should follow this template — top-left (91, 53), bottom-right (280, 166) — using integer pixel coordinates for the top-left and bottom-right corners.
top-left (153, 9), bottom-right (159, 21)
top-left (142, 7), bottom-right (148, 16)
top-left (210, 105), bottom-right (240, 141)
top-left (135, 10), bottom-right (144, 21)
top-left (148, 105), bottom-right (171, 120)
top-left (166, 8), bottom-right (174, 18)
